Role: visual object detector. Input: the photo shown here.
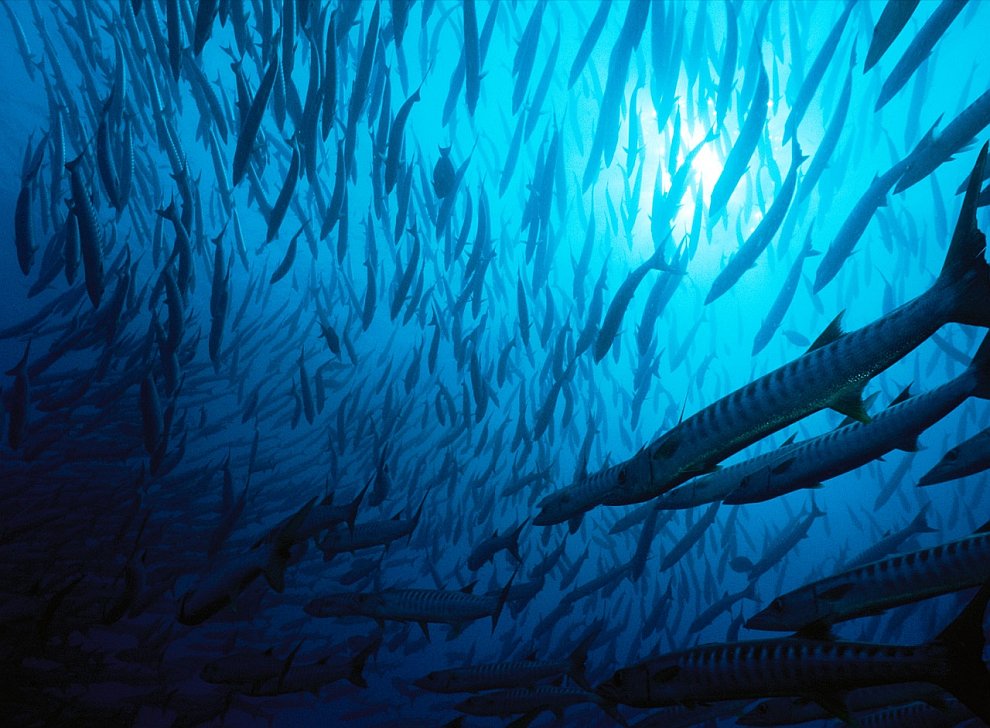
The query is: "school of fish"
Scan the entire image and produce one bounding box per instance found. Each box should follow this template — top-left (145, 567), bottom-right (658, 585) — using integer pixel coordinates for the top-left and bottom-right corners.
top-left (2, 0), bottom-right (990, 725)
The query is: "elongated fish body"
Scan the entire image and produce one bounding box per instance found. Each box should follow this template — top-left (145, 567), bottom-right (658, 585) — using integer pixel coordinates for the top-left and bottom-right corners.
top-left (593, 245), bottom-right (672, 362)
top-left (660, 502), bottom-right (720, 572)
top-left (739, 683), bottom-right (944, 726)
top-left (875, 0), bottom-right (967, 110)
top-left (455, 685), bottom-right (614, 719)
top-left (656, 440), bottom-right (800, 510)
top-left (601, 639), bottom-right (951, 707)
top-left (752, 230), bottom-right (818, 356)
top-left (706, 139), bottom-right (805, 304)
top-left (797, 55), bottom-right (853, 206)
top-left (600, 145), bottom-right (990, 507)
top-left (534, 462), bottom-right (626, 529)
top-left (66, 155), bottom-right (105, 307)
top-left (813, 153), bottom-right (913, 293)
top-left (708, 64), bottom-right (768, 221)
top-left (568, 0), bottom-right (610, 88)
top-left (747, 529), bottom-right (990, 632)
top-left (416, 648), bottom-right (583, 693)
top-left (232, 51), bottom-right (280, 187)
top-left (782, 0), bottom-right (856, 144)
top-left (732, 504), bottom-right (825, 581)
top-left (599, 583), bottom-right (990, 719)
top-left (895, 87), bottom-right (990, 193)
top-left (865, 0), bottom-right (921, 72)
top-left (320, 516), bottom-right (415, 557)
top-left (729, 333), bottom-right (990, 504)
top-left (306, 588), bottom-right (498, 625)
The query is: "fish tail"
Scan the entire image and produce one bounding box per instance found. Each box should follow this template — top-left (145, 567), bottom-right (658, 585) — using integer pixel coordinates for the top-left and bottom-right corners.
top-left (263, 497), bottom-right (317, 592)
top-left (507, 519), bottom-right (528, 562)
top-left (348, 635), bottom-right (381, 688)
top-left (5, 339), bottom-right (31, 376)
top-left (934, 581), bottom-right (990, 722)
top-left (939, 143), bottom-right (990, 328)
top-left (969, 331), bottom-right (990, 399)
top-left (568, 619), bottom-right (601, 690)
top-left (492, 566), bottom-right (520, 633)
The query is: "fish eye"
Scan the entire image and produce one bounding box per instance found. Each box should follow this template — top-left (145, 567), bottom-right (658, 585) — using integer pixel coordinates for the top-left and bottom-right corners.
top-left (617, 467), bottom-right (627, 484)
top-left (945, 449), bottom-right (959, 461)
top-left (772, 598), bottom-right (784, 611)
top-left (758, 704), bottom-right (769, 714)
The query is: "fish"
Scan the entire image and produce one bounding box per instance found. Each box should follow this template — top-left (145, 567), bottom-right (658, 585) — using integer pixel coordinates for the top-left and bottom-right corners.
top-left (920, 423), bottom-right (990, 485)
top-left (305, 581), bottom-right (511, 637)
top-left (232, 51), bottom-right (280, 187)
top-left (597, 581), bottom-right (990, 722)
top-left (708, 63), bottom-right (768, 221)
top-left (875, 0), bottom-right (968, 111)
top-left (593, 243), bottom-right (676, 363)
top-left (752, 228), bottom-right (819, 356)
top-left (781, 0), bottom-right (856, 144)
top-left (727, 332), bottom-right (990, 504)
top-left (415, 621), bottom-right (599, 693)
top-left (865, 0), bottom-right (921, 72)
top-left (747, 520), bottom-right (990, 632)
top-left (706, 139), bottom-right (806, 305)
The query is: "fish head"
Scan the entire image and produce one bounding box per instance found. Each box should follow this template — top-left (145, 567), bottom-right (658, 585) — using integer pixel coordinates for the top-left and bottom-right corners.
top-left (596, 663), bottom-right (655, 707)
top-left (744, 592), bottom-right (812, 632)
top-left (918, 446), bottom-right (962, 485)
top-left (304, 592), bottom-right (370, 618)
top-left (412, 670), bottom-right (453, 692)
top-left (600, 455), bottom-right (657, 506)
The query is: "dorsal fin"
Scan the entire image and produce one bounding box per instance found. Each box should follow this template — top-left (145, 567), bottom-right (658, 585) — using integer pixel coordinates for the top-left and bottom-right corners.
top-left (975, 519), bottom-right (990, 534)
top-left (807, 312), bottom-right (845, 352)
top-left (888, 384), bottom-right (913, 407)
top-left (460, 581), bottom-right (477, 595)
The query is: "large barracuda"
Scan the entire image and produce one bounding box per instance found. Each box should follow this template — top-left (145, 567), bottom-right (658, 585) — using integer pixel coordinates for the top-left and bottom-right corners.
top-left (747, 524), bottom-right (990, 632)
top-left (304, 582), bottom-right (514, 636)
top-left (597, 583), bottom-right (990, 720)
top-left (726, 331), bottom-right (990, 504)
top-left (595, 144), bottom-right (990, 508)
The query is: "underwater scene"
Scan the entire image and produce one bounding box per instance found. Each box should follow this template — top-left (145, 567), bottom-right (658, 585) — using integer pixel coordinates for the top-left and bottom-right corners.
top-left (3, 0), bottom-right (990, 725)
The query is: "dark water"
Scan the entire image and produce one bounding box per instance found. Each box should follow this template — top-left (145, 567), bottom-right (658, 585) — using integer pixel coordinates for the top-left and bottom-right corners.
top-left (2, 1), bottom-right (989, 725)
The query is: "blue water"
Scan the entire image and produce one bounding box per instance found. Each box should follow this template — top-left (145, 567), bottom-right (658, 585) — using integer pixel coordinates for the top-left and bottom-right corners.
top-left (1, 1), bottom-right (989, 725)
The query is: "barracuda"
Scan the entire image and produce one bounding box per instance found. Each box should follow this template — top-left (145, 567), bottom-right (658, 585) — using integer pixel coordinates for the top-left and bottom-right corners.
top-left (414, 622), bottom-right (599, 693)
top-left (304, 583), bottom-right (511, 637)
top-left (598, 583), bottom-right (990, 721)
top-left (600, 144), bottom-right (990, 507)
top-left (726, 331), bottom-right (990, 504)
top-left (747, 525), bottom-right (990, 632)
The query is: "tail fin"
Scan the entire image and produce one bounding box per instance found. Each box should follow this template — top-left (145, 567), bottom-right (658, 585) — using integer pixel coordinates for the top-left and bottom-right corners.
top-left (568, 619), bottom-right (602, 690)
top-left (5, 340), bottom-right (31, 376)
top-left (934, 581), bottom-right (990, 722)
top-left (969, 332), bottom-right (990, 399)
top-left (492, 567), bottom-right (520, 633)
top-left (940, 143), bottom-right (990, 327)
top-left (348, 634), bottom-right (381, 688)
top-left (911, 504), bottom-right (937, 535)
top-left (263, 497), bottom-right (317, 592)
top-left (347, 477), bottom-right (372, 534)
top-left (277, 640), bottom-right (304, 692)
top-left (507, 519), bottom-right (529, 562)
